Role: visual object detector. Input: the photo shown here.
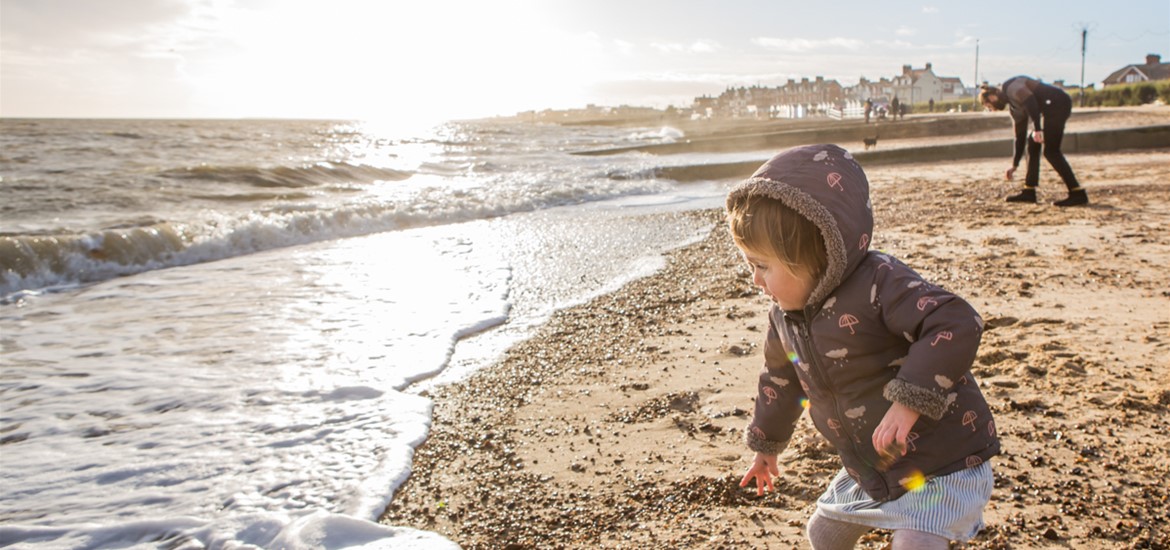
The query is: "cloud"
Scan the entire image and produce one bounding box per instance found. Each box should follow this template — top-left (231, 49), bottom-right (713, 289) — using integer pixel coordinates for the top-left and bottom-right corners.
top-left (650, 40), bottom-right (721, 54)
top-left (650, 42), bottom-right (684, 53)
top-left (613, 38), bottom-right (635, 55)
top-left (876, 39), bottom-right (918, 50)
top-left (752, 36), bottom-right (864, 52)
top-left (1, 0), bottom-right (192, 45)
top-left (922, 5), bottom-right (939, 13)
top-left (896, 26), bottom-right (916, 37)
top-left (690, 40), bottom-right (720, 53)
top-left (953, 30), bottom-right (978, 47)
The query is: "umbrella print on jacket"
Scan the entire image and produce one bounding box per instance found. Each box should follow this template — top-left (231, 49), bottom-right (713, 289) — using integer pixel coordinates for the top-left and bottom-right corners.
top-left (962, 410), bottom-right (978, 431)
top-left (826, 172), bottom-right (844, 191)
top-left (762, 385), bottom-right (778, 405)
top-left (931, 331), bottom-right (953, 346)
top-left (905, 432), bottom-right (920, 452)
top-left (917, 296), bottom-right (938, 311)
top-left (838, 313), bottom-right (860, 334)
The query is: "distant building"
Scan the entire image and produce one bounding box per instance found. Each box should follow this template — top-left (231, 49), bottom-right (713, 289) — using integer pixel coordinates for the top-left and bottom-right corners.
top-left (692, 95), bottom-right (719, 118)
top-left (1051, 80), bottom-right (1093, 94)
top-left (845, 63), bottom-right (967, 105)
top-left (710, 77), bottom-right (844, 119)
top-left (1103, 54), bottom-right (1170, 86)
top-left (778, 77), bottom-right (845, 113)
top-left (692, 61), bottom-right (972, 119)
top-left (890, 63), bottom-right (942, 105)
top-left (939, 76), bottom-right (970, 101)
top-left (851, 76), bottom-right (895, 102)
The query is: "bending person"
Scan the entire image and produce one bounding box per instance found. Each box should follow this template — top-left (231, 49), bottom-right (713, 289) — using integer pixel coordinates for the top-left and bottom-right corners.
top-left (979, 77), bottom-right (1088, 207)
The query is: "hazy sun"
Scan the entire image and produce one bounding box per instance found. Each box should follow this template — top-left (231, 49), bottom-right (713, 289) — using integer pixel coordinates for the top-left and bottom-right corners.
top-left (182, 1), bottom-right (603, 122)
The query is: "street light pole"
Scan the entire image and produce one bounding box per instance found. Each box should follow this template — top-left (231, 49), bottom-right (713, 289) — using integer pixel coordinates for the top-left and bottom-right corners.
top-left (973, 39), bottom-right (980, 111)
top-left (1080, 28), bottom-right (1088, 107)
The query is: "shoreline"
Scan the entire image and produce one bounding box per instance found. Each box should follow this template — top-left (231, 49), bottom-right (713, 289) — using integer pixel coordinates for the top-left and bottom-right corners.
top-left (380, 126), bottom-right (1170, 546)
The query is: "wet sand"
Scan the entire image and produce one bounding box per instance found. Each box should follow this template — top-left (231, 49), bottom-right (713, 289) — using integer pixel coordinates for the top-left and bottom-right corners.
top-left (381, 110), bottom-right (1170, 548)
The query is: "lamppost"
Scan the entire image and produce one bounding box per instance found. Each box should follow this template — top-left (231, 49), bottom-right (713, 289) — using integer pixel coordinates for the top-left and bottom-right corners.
top-left (973, 39), bottom-right (980, 111)
top-left (1079, 28), bottom-right (1088, 107)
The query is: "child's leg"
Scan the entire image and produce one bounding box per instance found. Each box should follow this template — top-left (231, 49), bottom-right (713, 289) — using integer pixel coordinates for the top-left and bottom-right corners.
top-left (892, 529), bottom-right (949, 549)
top-left (807, 512), bottom-right (871, 550)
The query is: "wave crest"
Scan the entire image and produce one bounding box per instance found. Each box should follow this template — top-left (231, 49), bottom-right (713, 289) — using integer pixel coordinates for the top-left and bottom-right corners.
top-left (159, 162), bottom-right (412, 188)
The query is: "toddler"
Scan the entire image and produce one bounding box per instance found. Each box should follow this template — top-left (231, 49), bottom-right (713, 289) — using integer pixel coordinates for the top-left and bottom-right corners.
top-left (727, 144), bottom-right (999, 549)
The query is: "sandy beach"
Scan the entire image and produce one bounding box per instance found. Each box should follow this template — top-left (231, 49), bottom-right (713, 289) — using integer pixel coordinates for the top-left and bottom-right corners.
top-left (380, 110), bottom-right (1170, 548)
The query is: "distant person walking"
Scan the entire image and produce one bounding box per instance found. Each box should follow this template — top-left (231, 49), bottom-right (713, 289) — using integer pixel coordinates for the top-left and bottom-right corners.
top-left (979, 77), bottom-right (1088, 207)
top-left (864, 99), bottom-right (873, 124)
top-left (890, 97), bottom-right (900, 121)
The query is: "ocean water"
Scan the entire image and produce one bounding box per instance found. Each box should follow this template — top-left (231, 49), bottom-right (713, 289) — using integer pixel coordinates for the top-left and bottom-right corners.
top-left (0, 118), bottom-right (740, 548)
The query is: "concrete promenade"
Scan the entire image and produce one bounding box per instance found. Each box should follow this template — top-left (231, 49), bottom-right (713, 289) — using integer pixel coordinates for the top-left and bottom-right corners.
top-left (653, 124), bottom-right (1170, 182)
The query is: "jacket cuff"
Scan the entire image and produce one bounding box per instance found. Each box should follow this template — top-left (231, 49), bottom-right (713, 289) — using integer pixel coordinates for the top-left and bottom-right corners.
top-left (744, 425), bottom-right (789, 455)
top-left (884, 378), bottom-right (947, 420)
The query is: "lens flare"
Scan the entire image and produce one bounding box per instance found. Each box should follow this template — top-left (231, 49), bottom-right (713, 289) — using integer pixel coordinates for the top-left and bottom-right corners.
top-left (900, 470), bottom-right (927, 492)
top-left (787, 351), bottom-right (801, 366)
top-left (800, 397), bottom-right (810, 409)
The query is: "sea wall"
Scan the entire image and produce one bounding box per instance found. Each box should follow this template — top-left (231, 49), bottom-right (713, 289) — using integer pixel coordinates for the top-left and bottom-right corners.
top-left (656, 125), bottom-right (1170, 182)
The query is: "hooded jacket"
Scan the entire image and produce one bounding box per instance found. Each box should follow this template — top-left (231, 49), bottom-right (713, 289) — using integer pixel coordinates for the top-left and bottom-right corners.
top-left (728, 144), bottom-right (999, 502)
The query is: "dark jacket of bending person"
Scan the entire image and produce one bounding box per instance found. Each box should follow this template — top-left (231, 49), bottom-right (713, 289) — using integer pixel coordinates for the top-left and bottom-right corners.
top-left (979, 76), bottom-right (1088, 207)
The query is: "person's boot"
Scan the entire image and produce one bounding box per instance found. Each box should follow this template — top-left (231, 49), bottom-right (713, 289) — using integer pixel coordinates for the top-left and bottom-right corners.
top-left (1054, 187), bottom-right (1089, 207)
top-left (1006, 187), bottom-right (1037, 203)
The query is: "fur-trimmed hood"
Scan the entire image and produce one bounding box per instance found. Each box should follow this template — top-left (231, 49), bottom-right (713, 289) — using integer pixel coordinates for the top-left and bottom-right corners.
top-left (726, 144), bottom-right (873, 308)
top-left (730, 145), bottom-right (999, 502)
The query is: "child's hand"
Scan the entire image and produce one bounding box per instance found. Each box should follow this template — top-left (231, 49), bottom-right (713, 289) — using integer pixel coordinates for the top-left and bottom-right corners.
top-left (873, 402), bottom-right (920, 470)
top-left (1004, 166), bottom-right (1016, 180)
top-left (739, 452), bottom-right (780, 496)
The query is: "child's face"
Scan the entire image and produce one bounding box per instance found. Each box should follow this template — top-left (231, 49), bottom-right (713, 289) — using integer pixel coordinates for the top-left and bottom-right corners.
top-left (741, 250), bottom-right (814, 310)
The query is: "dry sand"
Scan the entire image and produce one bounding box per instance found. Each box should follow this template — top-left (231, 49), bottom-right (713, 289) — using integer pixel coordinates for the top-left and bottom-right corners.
top-left (381, 110), bottom-right (1170, 549)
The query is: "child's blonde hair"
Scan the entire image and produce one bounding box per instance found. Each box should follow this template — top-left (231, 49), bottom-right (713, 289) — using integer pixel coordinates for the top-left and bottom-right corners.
top-left (727, 193), bottom-right (827, 281)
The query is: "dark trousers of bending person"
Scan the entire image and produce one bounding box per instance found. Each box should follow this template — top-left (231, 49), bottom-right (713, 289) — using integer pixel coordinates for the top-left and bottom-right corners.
top-left (1022, 92), bottom-right (1078, 187)
top-left (980, 76), bottom-right (1089, 207)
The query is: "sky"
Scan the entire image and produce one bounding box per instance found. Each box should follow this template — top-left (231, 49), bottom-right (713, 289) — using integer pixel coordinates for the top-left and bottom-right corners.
top-left (2, 0), bottom-right (1168, 123)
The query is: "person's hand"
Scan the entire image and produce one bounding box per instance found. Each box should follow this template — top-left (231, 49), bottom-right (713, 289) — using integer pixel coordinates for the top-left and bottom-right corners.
top-left (1005, 166), bottom-right (1016, 181)
top-left (739, 452), bottom-right (780, 496)
top-left (1031, 130), bottom-right (1044, 144)
top-left (873, 402), bottom-right (920, 470)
